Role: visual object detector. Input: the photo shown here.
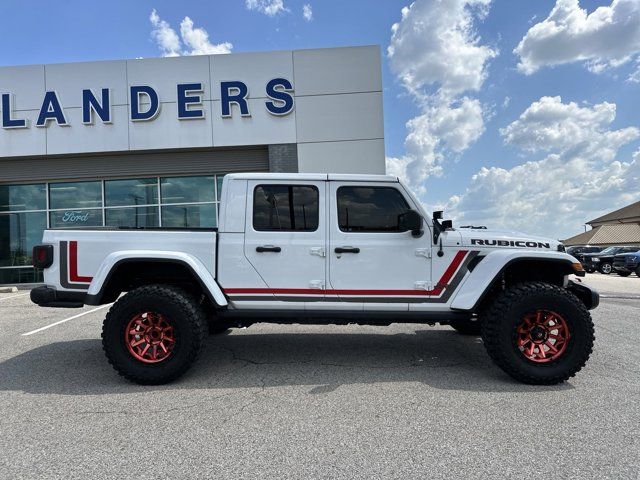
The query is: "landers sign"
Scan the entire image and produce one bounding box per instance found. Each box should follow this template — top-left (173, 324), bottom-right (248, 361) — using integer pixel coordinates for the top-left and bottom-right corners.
top-left (0, 78), bottom-right (294, 129)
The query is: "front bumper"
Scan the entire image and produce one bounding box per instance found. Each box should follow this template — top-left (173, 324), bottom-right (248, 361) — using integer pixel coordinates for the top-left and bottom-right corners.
top-left (30, 286), bottom-right (85, 308)
top-left (567, 280), bottom-right (599, 310)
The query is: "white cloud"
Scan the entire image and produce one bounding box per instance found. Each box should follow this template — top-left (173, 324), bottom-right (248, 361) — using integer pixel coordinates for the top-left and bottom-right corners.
top-left (628, 58), bottom-right (640, 83)
top-left (447, 97), bottom-right (640, 238)
top-left (245, 0), bottom-right (288, 17)
top-left (149, 10), bottom-right (232, 57)
top-left (386, 0), bottom-right (496, 189)
top-left (500, 96), bottom-right (638, 154)
top-left (150, 9), bottom-right (181, 57)
top-left (179, 17), bottom-right (233, 55)
top-left (388, 0), bottom-right (497, 97)
top-left (515, 0), bottom-right (640, 75)
top-left (387, 97), bottom-right (485, 192)
top-left (303, 4), bottom-right (313, 22)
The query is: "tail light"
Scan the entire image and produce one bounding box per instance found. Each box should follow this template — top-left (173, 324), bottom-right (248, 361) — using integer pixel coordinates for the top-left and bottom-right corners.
top-left (33, 245), bottom-right (54, 269)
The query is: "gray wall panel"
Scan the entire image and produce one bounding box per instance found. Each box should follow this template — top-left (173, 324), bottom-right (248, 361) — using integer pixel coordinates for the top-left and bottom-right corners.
top-left (0, 147), bottom-right (269, 184)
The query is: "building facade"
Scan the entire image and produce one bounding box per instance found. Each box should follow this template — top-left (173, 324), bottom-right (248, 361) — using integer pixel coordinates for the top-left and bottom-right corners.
top-left (563, 200), bottom-right (640, 246)
top-left (0, 46), bottom-right (385, 284)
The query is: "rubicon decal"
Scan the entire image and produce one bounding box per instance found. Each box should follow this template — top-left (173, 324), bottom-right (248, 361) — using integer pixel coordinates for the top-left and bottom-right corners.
top-left (224, 250), bottom-right (479, 303)
top-left (59, 241), bottom-right (93, 290)
top-left (471, 239), bottom-right (551, 249)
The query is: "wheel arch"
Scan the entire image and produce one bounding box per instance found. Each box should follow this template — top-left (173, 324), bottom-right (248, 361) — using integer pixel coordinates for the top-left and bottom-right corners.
top-left (450, 251), bottom-right (581, 312)
top-left (85, 252), bottom-right (227, 308)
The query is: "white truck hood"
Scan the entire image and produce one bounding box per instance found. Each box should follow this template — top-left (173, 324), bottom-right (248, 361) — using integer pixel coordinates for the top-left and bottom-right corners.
top-left (457, 228), bottom-right (562, 251)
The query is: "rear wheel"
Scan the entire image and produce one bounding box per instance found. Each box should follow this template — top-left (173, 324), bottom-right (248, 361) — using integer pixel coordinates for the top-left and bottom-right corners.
top-left (480, 282), bottom-right (594, 385)
top-left (599, 262), bottom-right (612, 274)
top-left (102, 285), bottom-right (207, 385)
top-left (450, 319), bottom-right (482, 336)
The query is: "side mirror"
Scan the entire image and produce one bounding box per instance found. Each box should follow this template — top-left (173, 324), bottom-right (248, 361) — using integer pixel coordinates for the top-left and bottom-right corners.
top-left (433, 210), bottom-right (443, 221)
top-left (398, 209), bottom-right (423, 236)
top-left (442, 220), bottom-right (453, 230)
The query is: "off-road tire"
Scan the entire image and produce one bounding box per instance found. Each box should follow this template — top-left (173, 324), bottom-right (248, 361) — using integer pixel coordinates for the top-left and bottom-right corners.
top-left (616, 271), bottom-right (632, 277)
top-left (102, 285), bottom-right (207, 385)
top-left (599, 262), bottom-right (612, 274)
top-left (480, 282), bottom-right (594, 385)
top-left (450, 319), bottom-right (482, 336)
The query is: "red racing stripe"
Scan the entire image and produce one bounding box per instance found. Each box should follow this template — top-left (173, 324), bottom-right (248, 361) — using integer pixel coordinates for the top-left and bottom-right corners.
top-left (224, 250), bottom-right (469, 297)
top-left (69, 241), bottom-right (93, 283)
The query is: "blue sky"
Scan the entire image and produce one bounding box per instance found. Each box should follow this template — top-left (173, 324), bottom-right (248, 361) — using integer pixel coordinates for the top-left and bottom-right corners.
top-left (1, 0), bottom-right (639, 238)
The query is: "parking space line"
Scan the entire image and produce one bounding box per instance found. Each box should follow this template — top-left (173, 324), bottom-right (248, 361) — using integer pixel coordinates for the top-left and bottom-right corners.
top-left (0, 293), bottom-right (30, 302)
top-left (21, 304), bottom-right (112, 336)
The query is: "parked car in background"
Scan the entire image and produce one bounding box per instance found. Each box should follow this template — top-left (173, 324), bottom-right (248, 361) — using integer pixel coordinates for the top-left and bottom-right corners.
top-left (566, 245), bottom-right (603, 266)
top-left (581, 246), bottom-right (640, 274)
top-left (613, 251), bottom-right (640, 277)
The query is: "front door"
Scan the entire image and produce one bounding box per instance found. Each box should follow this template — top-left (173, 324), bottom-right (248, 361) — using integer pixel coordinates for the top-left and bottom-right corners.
top-left (327, 182), bottom-right (432, 311)
top-left (243, 180), bottom-right (326, 304)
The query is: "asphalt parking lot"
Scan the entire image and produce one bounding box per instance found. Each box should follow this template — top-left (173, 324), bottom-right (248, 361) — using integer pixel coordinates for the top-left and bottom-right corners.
top-left (1, 282), bottom-right (639, 479)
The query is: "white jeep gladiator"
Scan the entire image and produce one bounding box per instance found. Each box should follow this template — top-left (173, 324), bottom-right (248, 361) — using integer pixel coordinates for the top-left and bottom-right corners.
top-left (31, 173), bottom-right (598, 385)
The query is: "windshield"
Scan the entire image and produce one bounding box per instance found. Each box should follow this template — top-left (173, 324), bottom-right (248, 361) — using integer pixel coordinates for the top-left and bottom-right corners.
top-left (599, 247), bottom-right (618, 255)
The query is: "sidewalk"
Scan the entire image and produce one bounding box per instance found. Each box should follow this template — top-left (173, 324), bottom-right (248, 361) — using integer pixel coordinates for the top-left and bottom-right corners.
top-left (577, 273), bottom-right (640, 298)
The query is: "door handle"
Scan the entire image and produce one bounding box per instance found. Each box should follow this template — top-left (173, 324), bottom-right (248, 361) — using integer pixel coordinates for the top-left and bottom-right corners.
top-left (335, 247), bottom-right (360, 254)
top-left (256, 245), bottom-right (281, 253)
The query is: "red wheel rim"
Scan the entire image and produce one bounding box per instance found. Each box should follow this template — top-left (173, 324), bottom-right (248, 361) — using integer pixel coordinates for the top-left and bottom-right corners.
top-left (125, 312), bottom-right (176, 364)
top-left (516, 310), bottom-right (570, 363)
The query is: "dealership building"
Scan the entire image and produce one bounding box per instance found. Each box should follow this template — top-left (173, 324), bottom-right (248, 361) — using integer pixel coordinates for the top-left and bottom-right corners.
top-left (0, 45), bottom-right (385, 284)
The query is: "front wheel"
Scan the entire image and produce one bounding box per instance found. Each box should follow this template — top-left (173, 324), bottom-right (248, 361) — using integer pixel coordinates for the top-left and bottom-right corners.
top-left (102, 285), bottom-right (208, 385)
top-left (599, 263), bottom-right (612, 274)
top-left (480, 282), bottom-right (594, 385)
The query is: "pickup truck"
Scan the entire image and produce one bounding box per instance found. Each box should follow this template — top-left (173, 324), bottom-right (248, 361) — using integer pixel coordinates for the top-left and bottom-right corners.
top-left (613, 251), bottom-right (640, 277)
top-left (30, 173), bottom-right (598, 385)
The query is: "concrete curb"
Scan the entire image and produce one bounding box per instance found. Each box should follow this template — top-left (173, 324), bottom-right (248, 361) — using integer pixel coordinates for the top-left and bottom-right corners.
top-left (0, 286), bottom-right (18, 293)
top-left (600, 294), bottom-right (640, 300)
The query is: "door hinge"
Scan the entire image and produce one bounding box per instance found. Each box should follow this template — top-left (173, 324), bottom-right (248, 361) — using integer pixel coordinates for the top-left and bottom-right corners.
top-left (310, 247), bottom-right (326, 257)
top-left (309, 280), bottom-right (325, 289)
top-left (415, 248), bottom-right (432, 259)
top-left (414, 281), bottom-right (433, 291)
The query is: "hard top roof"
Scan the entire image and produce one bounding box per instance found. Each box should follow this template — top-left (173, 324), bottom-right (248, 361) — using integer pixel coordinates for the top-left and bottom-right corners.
top-left (225, 173), bottom-right (399, 182)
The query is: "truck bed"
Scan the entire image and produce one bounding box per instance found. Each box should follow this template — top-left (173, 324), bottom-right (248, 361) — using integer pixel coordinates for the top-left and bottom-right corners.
top-left (42, 229), bottom-right (218, 294)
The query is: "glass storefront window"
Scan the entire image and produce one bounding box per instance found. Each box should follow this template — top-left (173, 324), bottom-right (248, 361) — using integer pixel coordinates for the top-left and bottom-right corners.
top-left (216, 176), bottom-right (225, 201)
top-left (0, 174), bottom-right (226, 284)
top-left (106, 207), bottom-right (159, 228)
top-left (0, 184), bottom-right (46, 212)
top-left (161, 204), bottom-right (216, 228)
top-left (105, 178), bottom-right (158, 207)
top-left (49, 209), bottom-right (103, 228)
top-left (0, 268), bottom-right (43, 284)
top-left (0, 212), bottom-right (47, 267)
top-left (161, 176), bottom-right (215, 204)
top-left (49, 181), bottom-right (102, 209)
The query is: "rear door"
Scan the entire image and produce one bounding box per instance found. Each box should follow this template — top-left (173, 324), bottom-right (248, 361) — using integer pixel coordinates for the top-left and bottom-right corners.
top-left (242, 180), bottom-right (326, 304)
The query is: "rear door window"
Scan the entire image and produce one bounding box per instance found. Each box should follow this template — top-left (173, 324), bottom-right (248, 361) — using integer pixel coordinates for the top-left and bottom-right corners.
top-left (253, 185), bottom-right (319, 232)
